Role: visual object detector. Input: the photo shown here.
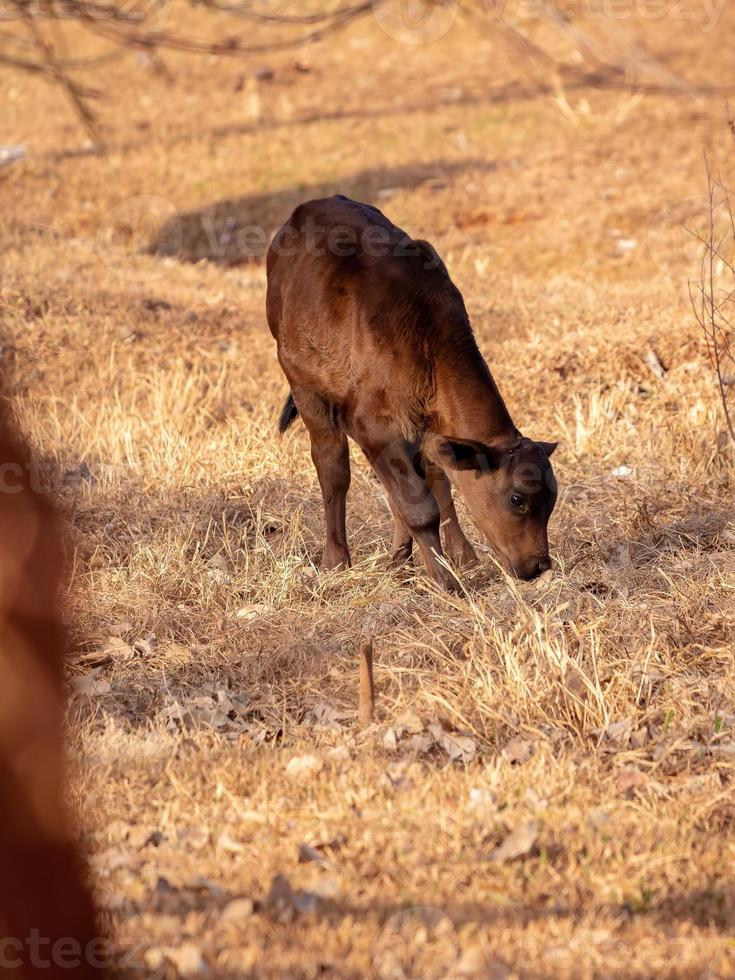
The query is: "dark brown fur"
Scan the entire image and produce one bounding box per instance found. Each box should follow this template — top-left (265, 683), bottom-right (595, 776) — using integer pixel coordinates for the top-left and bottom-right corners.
top-left (267, 195), bottom-right (557, 590)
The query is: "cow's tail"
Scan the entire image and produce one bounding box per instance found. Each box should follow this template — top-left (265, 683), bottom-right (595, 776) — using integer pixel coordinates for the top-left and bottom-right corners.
top-left (278, 392), bottom-right (299, 434)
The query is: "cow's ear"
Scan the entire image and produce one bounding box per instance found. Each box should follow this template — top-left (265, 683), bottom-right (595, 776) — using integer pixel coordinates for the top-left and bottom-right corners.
top-left (433, 437), bottom-right (502, 473)
top-left (537, 441), bottom-right (558, 458)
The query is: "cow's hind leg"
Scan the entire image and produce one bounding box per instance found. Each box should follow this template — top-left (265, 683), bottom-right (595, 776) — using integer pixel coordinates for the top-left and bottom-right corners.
top-left (291, 386), bottom-right (351, 570)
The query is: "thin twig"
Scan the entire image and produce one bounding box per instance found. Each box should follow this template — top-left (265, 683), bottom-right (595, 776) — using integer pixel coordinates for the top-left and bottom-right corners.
top-left (21, 6), bottom-right (99, 140)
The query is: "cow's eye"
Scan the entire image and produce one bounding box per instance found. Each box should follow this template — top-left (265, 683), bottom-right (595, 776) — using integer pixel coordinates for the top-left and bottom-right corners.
top-left (509, 493), bottom-right (526, 511)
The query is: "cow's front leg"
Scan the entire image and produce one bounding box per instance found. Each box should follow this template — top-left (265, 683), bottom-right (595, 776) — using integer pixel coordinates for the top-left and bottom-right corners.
top-left (363, 436), bottom-right (459, 592)
top-left (425, 460), bottom-right (477, 567)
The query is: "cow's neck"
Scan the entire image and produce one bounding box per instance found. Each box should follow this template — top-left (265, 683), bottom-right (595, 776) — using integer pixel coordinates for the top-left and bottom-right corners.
top-left (433, 347), bottom-right (518, 447)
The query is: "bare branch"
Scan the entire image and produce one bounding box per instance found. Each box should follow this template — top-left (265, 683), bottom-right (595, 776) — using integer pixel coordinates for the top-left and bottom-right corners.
top-left (21, 5), bottom-right (99, 139)
top-left (0, 0), bottom-right (710, 136)
top-left (689, 154), bottom-right (735, 448)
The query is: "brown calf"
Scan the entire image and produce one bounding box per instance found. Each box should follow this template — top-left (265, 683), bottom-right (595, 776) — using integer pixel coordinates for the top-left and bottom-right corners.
top-left (266, 195), bottom-right (558, 591)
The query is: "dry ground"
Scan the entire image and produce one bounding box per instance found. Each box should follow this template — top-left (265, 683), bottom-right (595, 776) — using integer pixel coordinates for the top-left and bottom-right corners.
top-left (3, 4), bottom-right (735, 977)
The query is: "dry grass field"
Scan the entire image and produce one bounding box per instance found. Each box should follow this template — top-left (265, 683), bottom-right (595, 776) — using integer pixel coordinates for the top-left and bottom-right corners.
top-left (3, 3), bottom-right (735, 976)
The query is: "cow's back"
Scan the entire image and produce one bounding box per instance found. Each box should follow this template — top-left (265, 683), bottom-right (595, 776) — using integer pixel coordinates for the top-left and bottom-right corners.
top-left (266, 196), bottom-right (469, 414)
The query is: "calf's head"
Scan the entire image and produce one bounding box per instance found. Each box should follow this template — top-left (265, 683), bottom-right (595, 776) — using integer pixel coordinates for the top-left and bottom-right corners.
top-left (434, 435), bottom-right (558, 580)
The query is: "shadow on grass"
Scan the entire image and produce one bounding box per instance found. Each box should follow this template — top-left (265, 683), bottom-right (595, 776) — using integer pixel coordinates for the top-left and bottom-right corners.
top-left (147, 158), bottom-right (502, 267)
top-left (107, 886), bottom-right (735, 979)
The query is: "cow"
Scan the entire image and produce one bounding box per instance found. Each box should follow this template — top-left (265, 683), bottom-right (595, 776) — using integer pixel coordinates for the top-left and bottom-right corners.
top-left (266, 195), bottom-right (557, 592)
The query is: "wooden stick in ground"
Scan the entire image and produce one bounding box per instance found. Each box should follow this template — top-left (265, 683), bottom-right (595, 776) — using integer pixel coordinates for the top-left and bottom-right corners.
top-left (358, 638), bottom-right (375, 725)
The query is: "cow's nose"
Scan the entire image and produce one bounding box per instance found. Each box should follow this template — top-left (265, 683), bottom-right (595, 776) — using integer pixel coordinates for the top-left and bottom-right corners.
top-left (514, 556), bottom-right (552, 581)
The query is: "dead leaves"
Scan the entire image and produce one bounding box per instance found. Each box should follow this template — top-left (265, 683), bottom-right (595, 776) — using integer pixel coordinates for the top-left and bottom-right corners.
top-left (69, 668), bottom-right (111, 696)
top-left (381, 758), bottom-right (425, 792)
top-left (159, 691), bottom-right (245, 733)
top-left (66, 633), bottom-right (204, 705)
top-left (455, 944), bottom-right (510, 979)
top-left (304, 701), bottom-right (353, 731)
top-left (617, 765), bottom-right (649, 795)
top-left (150, 874), bottom-right (224, 916)
top-left (605, 718), bottom-right (632, 744)
top-left (219, 897), bottom-right (254, 922)
top-left (167, 943), bottom-right (206, 977)
top-left (466, 787), bottom-right (498, 815)
top-left (177, 826), bottom-right (210, 852)
top-left (234, 602), bottom-right (272, 622)
top-left (262, 873), bottom-right (334, 923)
top-left (93, 820), bottom-right (174, 882)
top-left (394, 710), bottom-right (424, 736)
top-left (298, 834), bottom-right (346, 865)
top-left (69, 634), bottom-right (135, 670)
top-left (145, 942), bottom-right (207, 977)
top-left (156, 688), bottom-right (277, 740)
top-left (489, 820), bottom-right (539, 863)
top-left (216, 830), bottom-right (244, 855)
top-left (381, 718), bottom-right (539, 769)
top-left (382, 713), bottom-right (477, 764)
top-left (68, 634), bottom-right (138, 695)
top-left (297, 842), bottom-right (325, 864)
top-left (285, 754), bottom-right (324, 781)
top-left (502, 736), bottom-right (533, 764)
top-left (597, 718), bottom-right (649, 752)
top-left (429, 723), bottom-right (477, 764)
top-left (380, 715), bottom-right (542, 770)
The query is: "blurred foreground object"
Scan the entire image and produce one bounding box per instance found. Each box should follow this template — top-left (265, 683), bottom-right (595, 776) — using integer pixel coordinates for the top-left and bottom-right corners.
top-left (0, 400), bottom-right (102, 977)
